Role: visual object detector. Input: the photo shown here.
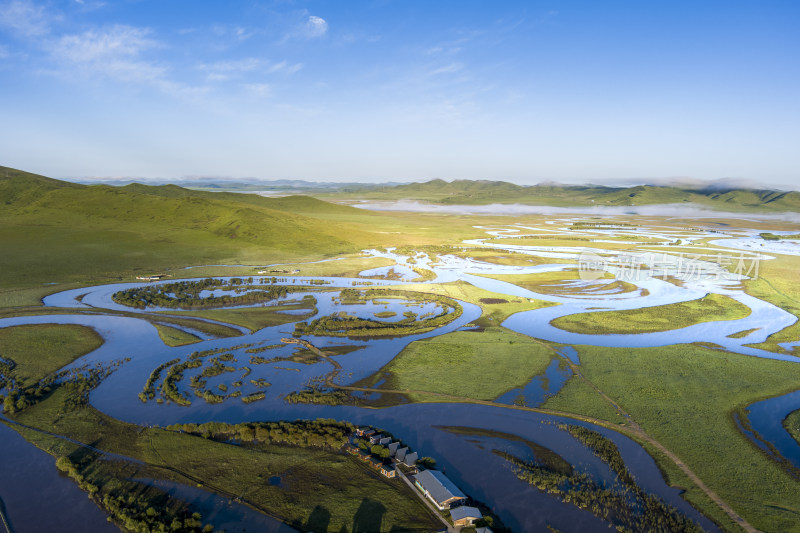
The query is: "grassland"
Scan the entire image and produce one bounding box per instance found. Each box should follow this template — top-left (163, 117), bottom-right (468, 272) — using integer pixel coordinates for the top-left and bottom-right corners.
top-left (375, 326), bottom-right (554, 401)
top-left (162, 301), bottom-right (316, 333)
top-left (390, 279), bottom-right (557, 324)
top-left (0, 167), bottom-right (480, 295)
top-left (0, 324), bottom-right (103, 387)
top-left (0, 306), bottom-right (246, 340)
top-left (452, 250), bottom-right (550, 266)
top-left (9, 384), bottom-right (441, 532)
top-left (551, 293), bottom-right (751, 335)
top-left (484, 269), bottom-right (640, 297)
top-left (152, 323), bottom-right (202, 346)
top-left (741, 254), bottom-right (800, 355)
top-left (543, 343), bottom-right (800, 532)
top-left (486, 237), bottom-right (642, 250)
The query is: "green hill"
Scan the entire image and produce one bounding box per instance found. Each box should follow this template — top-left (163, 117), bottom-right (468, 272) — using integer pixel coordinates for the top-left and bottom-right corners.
top-left (0, 166), bottom-right (380, 291)
top-left (330, 179), bottom-right (800, 211)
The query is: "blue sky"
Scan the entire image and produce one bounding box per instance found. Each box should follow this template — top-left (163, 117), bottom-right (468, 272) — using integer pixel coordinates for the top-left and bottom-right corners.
top-left (1, 1), bottom-right (798, 186)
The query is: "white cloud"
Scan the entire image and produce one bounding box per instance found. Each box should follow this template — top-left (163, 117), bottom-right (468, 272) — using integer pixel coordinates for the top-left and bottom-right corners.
top-left (48, 24), bottom-right (174, 87)
top-left (198, 58), bottom-right (302, 81)
top-left (244, 83), bottom-right (271, 98)
top-left (304, 15), bottom-right (327, 38)
top-left (267, 60), bottom-right (302, 74)
top-left (0, 0), bottom-right (51, 37)
top-left (199, 57), bottom-right (262, 80)
top-left (211, 23), bottom-right (255, 42)
top-left (428, 62), bottom-right (464, 76)
top-left (55, 25), bottom-right (156, 63)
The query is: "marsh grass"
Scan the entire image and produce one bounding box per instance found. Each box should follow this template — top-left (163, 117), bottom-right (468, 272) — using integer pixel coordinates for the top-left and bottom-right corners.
top-left (551, 293), bottom-right (751, 335)
top-left (0, 324), bottom-right (102, 387)
top-left (163, 301), bottom-right (316, 333)
top-left (153, 323), bottom-right (202, 346)
top-left (543, 343), bottom-right (800, 532)
top-left (379, 326), bottom-right (554, 401)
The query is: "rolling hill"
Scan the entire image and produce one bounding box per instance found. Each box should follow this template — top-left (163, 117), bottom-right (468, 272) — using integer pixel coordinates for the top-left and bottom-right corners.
top-left (0, 166), bottom-right (381, 290)
top-left (326, 179), bottom-right (800, 211)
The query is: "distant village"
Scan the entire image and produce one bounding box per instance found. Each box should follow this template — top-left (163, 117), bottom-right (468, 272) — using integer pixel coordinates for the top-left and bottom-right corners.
top-left (347, 427), bottom-right (493, 532)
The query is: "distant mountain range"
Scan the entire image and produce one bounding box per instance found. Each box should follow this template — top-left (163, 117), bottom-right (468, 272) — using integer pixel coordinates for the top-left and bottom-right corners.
top-left (327, 179), bottom-right (800, 212)
top-left (67, 176), bottom-right (405, 192)
top-left (29, 171), bottom-right (800, 212)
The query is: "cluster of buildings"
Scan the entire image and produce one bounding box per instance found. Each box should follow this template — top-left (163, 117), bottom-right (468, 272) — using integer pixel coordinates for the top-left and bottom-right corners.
top-left (349, 427), bottom-right (491, 530)
top-left (347, 427), bottom-right (419, 479)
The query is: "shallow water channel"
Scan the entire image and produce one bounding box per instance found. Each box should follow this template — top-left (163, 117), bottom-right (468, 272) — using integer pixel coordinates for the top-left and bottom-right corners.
top-left (5, 224), bottom-right (800, 531)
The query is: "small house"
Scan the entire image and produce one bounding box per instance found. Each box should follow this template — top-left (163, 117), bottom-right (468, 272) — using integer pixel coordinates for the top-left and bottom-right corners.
top-left (345, 445), bottom-right (360, 455)
top-left (450, 506), bottom-right (482, 527)
top-left (413, 469), bottom-right (467, 510)
top-left (379, 464), bottom-right (396, 478)
top-left (395, 447), bottom-right (409, 462)
top-left (368, 457), bottom-right (382, 469)
top-left (387, 442), bottom-right (400, 456)
top-left (369, 434), bottom-right (384, 444)
top-left (355, 427), bottom-right (375, 437)
top-left (358, 451), bottom-right (371, 462)
top-left (378, 436), bottom-right (391, 445)
top-left (402, 451), bottom-right (418, 467)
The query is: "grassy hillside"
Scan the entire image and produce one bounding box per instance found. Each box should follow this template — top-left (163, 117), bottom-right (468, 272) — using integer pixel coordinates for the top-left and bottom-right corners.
top-left (0, 166), bottom-right (383, 294)
top-left (325, 179), bottom-right (800, 211)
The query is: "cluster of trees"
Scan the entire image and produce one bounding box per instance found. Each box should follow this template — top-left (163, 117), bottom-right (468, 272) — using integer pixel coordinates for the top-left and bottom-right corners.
top-left (165, 419), bottom-right (355, 450)
top-left (198, 358), bottom-right (236, 379)
top-left (241, 391), bottom-right (266, 403)
top-left (113, 278), bottom-right (294, 309)
top-left (245, 343), bottom-right (283, 354)
top-left (139, 358), bottom-right (180, 402)
top-left (500, 428), bottom-right (704, 532)
top-left (284, 384), bottom-right (356, 406)
top-left (560, 424), bottom-right (635, 486)
top-left (143, 347), bottom-right (254, 406)
top-left (162, 359), bottom-right (202, 406)
top-left (296, 289), bottom-right (461, 338)
top-left (55, 456), bottom-right (220, 533)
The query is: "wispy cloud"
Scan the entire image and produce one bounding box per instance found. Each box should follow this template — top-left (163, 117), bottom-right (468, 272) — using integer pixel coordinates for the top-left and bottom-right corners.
top-left (304, 15), bottom-right (328, 38)
top-left (211, 24), bottom-right (255, 42)
top-left (55, 25), bottom-right (156, 63)
top-left (244, 83), bottom-right (271, 98)
top-left (0, 0), bottom-right (52, 37)
top-left (280, 12), bottom-right (329, 43)
top-left (50, 25), bottom-right (166, 83)
top-left (427, 62), bottom-right (464, 76)
top-left (197, 57), bottom-right (302, 81)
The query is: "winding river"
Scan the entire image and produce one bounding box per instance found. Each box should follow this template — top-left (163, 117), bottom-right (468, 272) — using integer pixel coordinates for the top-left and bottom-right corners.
top-left (3, 221), bottom-right (800, 532)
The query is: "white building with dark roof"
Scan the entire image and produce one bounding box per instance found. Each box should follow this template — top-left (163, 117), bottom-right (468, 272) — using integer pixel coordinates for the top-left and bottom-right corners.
top-left (413, 469), bottom-right (467, 510)
top-left (450, 506), bottom-right (481, 527)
